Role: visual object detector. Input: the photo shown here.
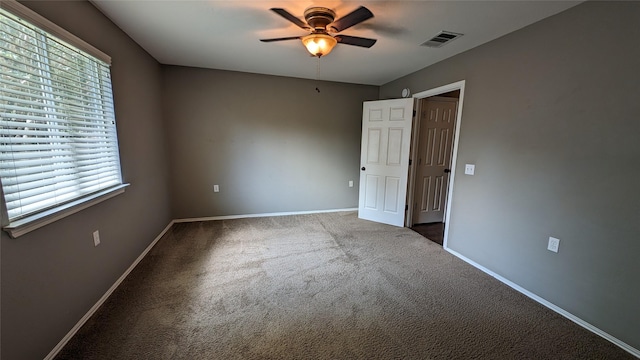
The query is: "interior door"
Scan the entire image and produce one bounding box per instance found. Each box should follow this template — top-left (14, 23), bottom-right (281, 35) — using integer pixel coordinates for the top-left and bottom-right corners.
top-left (358, 98), bottom-right (414, 227)
top-left (412, 97), bottom-right (458, 224)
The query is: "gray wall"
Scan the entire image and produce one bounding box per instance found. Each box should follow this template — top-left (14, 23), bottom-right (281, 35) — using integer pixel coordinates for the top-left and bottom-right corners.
top-left (1, 1), bottom-right (172, 359)
top-left (381, 1), bottom-right (639, 351)
top-left (162, 66), bottom-right (378, 219)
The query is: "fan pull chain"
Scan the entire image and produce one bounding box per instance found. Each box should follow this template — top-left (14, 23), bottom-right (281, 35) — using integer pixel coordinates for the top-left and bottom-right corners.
top-left (315, 56), bottom-right (321, 93)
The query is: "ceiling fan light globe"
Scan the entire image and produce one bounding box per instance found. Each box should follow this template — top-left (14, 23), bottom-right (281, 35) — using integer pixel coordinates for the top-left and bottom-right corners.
top-left (302, 34), bottom-right (337, 57)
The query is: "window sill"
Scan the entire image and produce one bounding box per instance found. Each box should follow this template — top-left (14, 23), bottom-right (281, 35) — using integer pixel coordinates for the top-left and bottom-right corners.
top-left (3, 184), bottom-right (130, 238)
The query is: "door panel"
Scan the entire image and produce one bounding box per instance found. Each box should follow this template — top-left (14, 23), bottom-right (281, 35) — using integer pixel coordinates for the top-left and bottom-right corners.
top-left (384, 176), bottom-right (401, 212)
top-left (358, 98), bottom-right (414, 227)
top-left (364, 175), bottom-right (379, 209)
top-left (367, 129), bottom-right (381, 163)
top-left (419, 176), bottom-right (432, 212)
top-left (387, 128), bottom-right (403, 165)
top-left (413, 97), bottom-right (457, 224)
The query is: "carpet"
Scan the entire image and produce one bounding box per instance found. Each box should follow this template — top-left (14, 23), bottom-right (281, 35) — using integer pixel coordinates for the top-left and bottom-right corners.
top-left (55, 211), bottom-right (633, 359)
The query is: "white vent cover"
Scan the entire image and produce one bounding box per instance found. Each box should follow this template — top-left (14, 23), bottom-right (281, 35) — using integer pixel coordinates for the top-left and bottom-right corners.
top-left (421, 31), bottom-right (463, 48)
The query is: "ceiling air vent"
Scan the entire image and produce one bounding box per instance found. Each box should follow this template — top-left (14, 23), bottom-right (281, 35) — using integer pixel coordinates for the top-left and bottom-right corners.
top-left (421, 31), bottom-right (463, 48)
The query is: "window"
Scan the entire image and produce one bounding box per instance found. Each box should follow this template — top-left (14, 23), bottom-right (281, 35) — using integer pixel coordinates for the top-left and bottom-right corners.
top-left (0, 1), bottom-right (126, 237)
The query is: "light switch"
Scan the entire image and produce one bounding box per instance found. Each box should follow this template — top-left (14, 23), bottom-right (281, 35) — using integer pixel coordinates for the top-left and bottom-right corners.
top-left (465, 164), bottom-right (475, 175)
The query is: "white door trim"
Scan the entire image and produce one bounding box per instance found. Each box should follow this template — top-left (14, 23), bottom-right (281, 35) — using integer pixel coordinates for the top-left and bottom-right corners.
top-left (407, 80), bottom-right (466, 250)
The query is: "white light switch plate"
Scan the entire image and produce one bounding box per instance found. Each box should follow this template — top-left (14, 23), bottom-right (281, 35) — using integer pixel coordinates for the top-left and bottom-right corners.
top-left (213, 185), bottom-right (219, 193)
top-left (465, 164), bottom-right (475, 175)
top-left (548, 237), bottom-right (560, 253)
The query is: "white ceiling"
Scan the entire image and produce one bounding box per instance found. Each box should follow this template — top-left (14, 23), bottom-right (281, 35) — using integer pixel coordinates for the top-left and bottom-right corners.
top-left (90, 1), bottom-right (581, 86)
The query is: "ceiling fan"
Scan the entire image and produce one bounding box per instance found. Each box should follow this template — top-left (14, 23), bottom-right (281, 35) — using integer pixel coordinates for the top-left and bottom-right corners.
top-left (260, 6), bottom-right (377, 57)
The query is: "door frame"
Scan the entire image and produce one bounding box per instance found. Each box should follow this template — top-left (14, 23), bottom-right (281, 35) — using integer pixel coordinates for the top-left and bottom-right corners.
top-left (405, 80), bottom-right (466, 249)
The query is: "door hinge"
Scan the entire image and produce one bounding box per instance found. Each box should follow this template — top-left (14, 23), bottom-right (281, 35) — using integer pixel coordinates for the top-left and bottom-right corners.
top-left (413, 109), bottom-right (417, 117)
top-left (409, 159), bottom-right (412, 166)
top-left (405, 204), bottom-right (409, 211)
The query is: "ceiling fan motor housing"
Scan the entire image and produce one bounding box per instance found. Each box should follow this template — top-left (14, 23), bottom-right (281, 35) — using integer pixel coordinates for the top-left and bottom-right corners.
top-left (304, 7), bottom-right (336, 30)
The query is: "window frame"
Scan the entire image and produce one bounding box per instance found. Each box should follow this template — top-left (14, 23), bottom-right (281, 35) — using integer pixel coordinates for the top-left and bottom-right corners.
top-left (0, 0), bottom-right (128, 238)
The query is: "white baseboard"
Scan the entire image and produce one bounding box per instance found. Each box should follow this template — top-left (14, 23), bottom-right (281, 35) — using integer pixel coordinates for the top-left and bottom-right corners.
top-left (444, 246), bottom-right (640, 358)
top-left (174, 208), bottom-right (358, 223)
top-left (44, 220), bottom-right (175, 360)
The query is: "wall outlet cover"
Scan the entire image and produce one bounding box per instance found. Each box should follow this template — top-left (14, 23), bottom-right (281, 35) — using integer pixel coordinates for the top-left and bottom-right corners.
top-left (465, 164), bottom-right (475, 175)
top-left (93, 230), bottom-right (100, 247)
top-left (548, 237), bottom-right (560, 253)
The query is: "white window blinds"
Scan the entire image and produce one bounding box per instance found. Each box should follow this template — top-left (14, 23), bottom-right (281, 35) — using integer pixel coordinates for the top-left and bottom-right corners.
top-left (0, 7), bottom-right (123, 221)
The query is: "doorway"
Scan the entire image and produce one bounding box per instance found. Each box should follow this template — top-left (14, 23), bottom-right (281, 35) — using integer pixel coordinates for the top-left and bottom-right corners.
top-left (406, 81), bottom-right (465, 248)
top-left (412, 95), bottom-right (458, 225)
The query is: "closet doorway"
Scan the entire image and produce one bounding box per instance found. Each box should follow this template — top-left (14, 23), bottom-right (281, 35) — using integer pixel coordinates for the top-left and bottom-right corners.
top-left (406, 81), bottom-right (465, 248)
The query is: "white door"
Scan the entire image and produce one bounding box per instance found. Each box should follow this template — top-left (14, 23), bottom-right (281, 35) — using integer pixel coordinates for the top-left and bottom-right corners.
top-left (358, 98), bottom-right (414, 227)
top-left (412, 97), bottom-right (458, 224)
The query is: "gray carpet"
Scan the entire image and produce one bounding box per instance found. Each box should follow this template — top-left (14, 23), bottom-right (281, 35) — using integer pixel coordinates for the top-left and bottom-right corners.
top-left (55, 211), bottom-right (633, 359)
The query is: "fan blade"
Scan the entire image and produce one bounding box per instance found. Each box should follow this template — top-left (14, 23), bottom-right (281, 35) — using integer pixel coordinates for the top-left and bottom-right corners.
top-left (260, 36), bottom-right (302, 43)
top-left (270, 8), bottom-right (310, 30)
top-left (328, 6), bottom-right (373, 33)
top-left (335, 35), bottom-right (377, 48)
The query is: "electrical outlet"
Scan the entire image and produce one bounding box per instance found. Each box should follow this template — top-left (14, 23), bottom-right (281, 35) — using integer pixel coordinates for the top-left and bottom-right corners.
top-left (548, 237), bottom-right (560, 253)
top-left (93, 230), bottom-right (100, 247)
top-left (213, 185), bottom-right (219, 193)
top-left (465, 164), bottom-right (475, 175)
top-left (348, 180), bottom-right (354, 187)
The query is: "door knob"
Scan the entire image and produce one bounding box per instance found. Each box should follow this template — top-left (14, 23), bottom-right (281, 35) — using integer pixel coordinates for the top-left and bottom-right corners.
top-left (361, 167), bottom-right (366, 171)
top-left (444, 169), bottom-right (451, 173)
